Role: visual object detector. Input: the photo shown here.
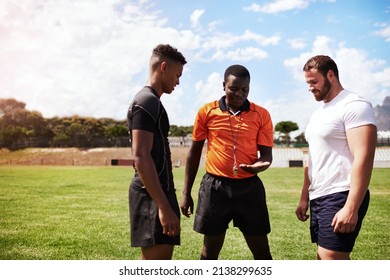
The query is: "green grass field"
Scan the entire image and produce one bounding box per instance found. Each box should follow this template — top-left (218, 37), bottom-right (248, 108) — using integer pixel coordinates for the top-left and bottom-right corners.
top-left (0, 166), bottom-right (389, 260)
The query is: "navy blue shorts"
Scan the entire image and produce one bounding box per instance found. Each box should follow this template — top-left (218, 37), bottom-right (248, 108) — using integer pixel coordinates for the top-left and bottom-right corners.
top-left (194, 173), bottom-right (271, 236)
top-left (310, 190), bottom-right (370, 252)
top-left (129, 177), bottom-right (180, 247)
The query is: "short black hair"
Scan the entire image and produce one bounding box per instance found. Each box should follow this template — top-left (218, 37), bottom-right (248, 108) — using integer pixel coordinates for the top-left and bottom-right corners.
top-left (224, 64), bottom-right (250, 82)
top-left (152, 44), bottom-right (187, 65)
top-left (303, 55), bottom-right (339, 80)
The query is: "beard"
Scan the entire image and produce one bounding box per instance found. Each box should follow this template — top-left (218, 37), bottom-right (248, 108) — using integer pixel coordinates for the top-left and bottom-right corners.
top-left (313, 78), bottom-right (331, 102)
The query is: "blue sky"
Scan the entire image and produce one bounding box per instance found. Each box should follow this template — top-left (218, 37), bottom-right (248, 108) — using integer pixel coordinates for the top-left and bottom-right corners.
top-left (1, 0), bottom-right (389, 135)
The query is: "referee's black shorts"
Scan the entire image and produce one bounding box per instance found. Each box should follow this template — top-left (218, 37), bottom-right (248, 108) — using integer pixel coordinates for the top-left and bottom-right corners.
top-left (194, 173), bottom-right (271, 236)
top-left (129, 177), bottom-right (180, 247)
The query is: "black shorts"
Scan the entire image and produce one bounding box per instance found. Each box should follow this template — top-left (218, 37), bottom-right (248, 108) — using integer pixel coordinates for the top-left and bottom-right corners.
top-left (194, 173), bottom-right (271, 236)
top-left (310, 190), bottom-right (370, 252)
top-left (129, 177), bottom-right (180, 247)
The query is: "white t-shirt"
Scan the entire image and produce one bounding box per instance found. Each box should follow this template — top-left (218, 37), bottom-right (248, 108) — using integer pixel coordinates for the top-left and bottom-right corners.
top-left (305, 90), bottom-right (376, 200)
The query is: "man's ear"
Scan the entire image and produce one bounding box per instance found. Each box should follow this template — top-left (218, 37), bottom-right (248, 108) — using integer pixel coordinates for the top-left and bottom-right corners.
top-left (327, 70), bottom-right (335, 81)
top-left (160, 61), bottom-right (168, 72)
top-left (222, 81), bottom-right (225, 90)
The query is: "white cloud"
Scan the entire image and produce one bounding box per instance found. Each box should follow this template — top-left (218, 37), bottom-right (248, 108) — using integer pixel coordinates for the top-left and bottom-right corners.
top-left (190, 9), bottom-right (204, 28)
top-left (207, 20), bottom-right (222, 32)
top-left (0, 0), bottom-right (198, 120)
top-left (375, 24), bottom-right (390, 42)
top-left (163, 71), bottom-right (224, 127)
top-left (244, 0), bottom-right (310, 14)
top-left (281, 35), bottom-right (390, 133)
top-left (194, 72), bottom-right (223, 105)
top-left (161, 87), bottom-right (189, 126)
top-left (287, 38), bottom-right (306, 49)
top-left (243, 0), bottom-right (336, 14)
top-left (212, 47), bottom-right (268, 61)
top-left (0, 0), bottom-right (286, 125)
top-left (264, 92), bottom-right (320, 135)
top-left (241, 30), bottom-right (281, 46)
top-left (196, 29), bottom-right (279, 62)
top-left (284, 35), bottom-right (334, 80)
top-left (311, 36), bottom-right (334, 54)
top-left (202, 30), bottom-right (280, 51)
top-left (334, 46), bottom-right (390, 106)
top-left (373, 68), bottom-right (390, 87)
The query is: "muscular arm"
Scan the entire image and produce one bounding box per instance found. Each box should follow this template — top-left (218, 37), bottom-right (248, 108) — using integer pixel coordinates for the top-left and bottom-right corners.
top-left (180, 140), bottom-right (205, 217)
top-left (331, 124), bottom-right (377, 233)
top-left (131, 129), bottom-right (180, 236)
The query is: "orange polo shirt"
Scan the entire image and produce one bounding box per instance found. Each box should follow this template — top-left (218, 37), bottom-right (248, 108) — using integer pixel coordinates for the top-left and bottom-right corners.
top-left (192, 97), bottom-right (274, 179)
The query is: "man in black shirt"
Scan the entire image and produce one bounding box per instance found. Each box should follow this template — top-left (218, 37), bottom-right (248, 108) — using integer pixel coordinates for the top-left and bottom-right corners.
top-left (127, 44), bottom-right (187, 259)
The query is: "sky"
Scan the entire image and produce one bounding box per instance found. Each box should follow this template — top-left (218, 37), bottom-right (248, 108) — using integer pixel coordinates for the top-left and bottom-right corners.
top-left (1, 0), bottom-right (390, 136)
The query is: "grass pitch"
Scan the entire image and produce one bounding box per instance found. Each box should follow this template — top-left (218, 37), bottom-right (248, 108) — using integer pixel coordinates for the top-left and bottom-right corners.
top-left (0, 166), bottom-right (389, 260)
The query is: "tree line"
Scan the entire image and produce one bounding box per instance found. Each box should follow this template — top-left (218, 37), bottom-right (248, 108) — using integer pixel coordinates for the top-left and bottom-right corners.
top-left (0, 98), bottom-right (305, 150)
top-left (0, 98), bottom-right (194, 150)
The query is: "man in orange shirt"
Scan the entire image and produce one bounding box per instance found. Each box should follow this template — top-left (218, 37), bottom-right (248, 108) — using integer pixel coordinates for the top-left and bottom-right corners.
top-left (180, 64), bottom-right (274, 260)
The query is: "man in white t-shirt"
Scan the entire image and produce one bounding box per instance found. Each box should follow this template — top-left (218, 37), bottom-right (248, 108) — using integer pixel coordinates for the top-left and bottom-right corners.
top-left (295, 55), bottom-right (377, 260)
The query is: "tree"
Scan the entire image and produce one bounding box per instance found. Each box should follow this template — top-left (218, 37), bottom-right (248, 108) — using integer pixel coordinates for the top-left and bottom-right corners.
top-left (169, 125), bottom-right (193, 146)
top-left (274, 121), bottom-right (299, 146)
top-left (295, 132), bottom-right (308, 146)
top-left (0, 97), bottom-right (193, 148)
top-left (169, 125), bottom-right (193, 137)
top-left (0, 98), bottom-right (26, 116)
top-left (104, 124), bottom-right (128, 146)
top-left (0, 98), bottom-right (51, 149)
